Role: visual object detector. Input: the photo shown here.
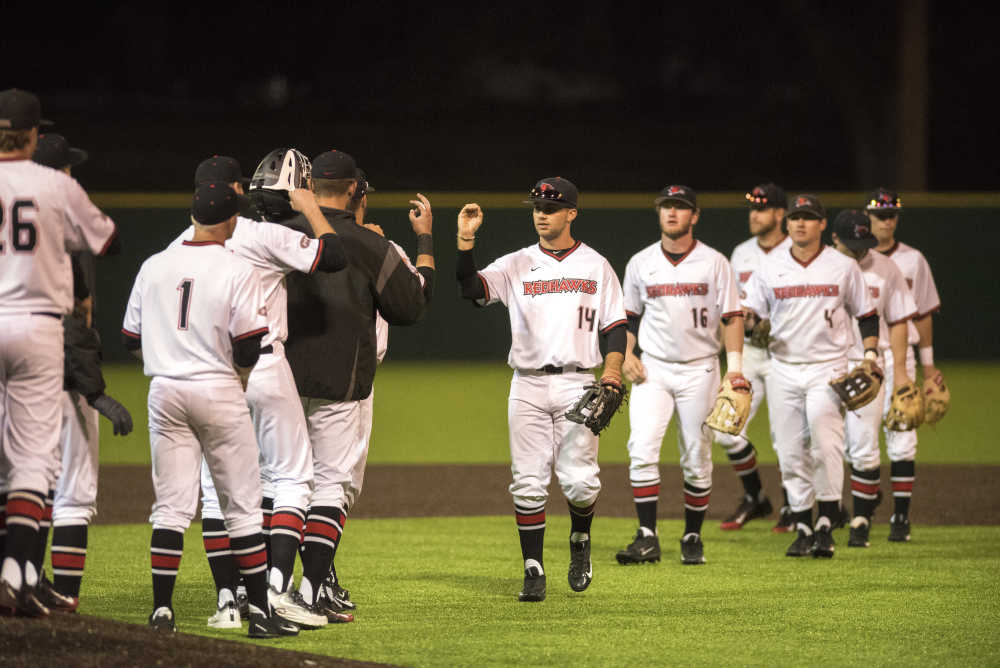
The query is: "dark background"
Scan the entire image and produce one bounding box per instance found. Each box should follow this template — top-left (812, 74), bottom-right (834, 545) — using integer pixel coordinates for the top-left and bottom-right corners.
top-left (6, 1), bottom-right (998, 191)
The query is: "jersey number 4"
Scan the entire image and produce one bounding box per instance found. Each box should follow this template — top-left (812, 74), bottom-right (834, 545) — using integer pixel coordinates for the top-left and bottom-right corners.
top-left (0, 198), bottom-right (39, 253)
top-left (577, 306), bottom-right (596, 332)
top-left (177, 279), bottom-right (194, 330)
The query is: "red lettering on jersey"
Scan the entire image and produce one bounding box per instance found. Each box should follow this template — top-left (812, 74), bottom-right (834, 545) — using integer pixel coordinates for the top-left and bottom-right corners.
top-left (772, 284), bottom-right (839, 299)
top-left (522, 277), bottom-right (599, 297)
top-left (645, 283), bottom-right (709, 298)
top-left (739, 271), bottom-right (753, 283)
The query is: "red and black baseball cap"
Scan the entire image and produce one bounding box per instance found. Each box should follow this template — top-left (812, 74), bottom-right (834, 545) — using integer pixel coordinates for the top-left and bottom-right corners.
top-left (787, 194), bottom-right (826, 219)
top-left (833, 209), bottom-right (878, 251)
top-left (32, 133), bottom-right (87, 169)
top-left (192, 182), bottom-right (239, 225)
top-left (865, 187), bottom-right (902, 212)
top-left (654, 184), bottom-right (697, 209)
top-left (523, 177), bottom-right (578, 209)
top-left (745, 183), bottom-right (787, 210)
top-left (195, 155), bottom-right (244, 186)
top-left (312, 150), bottom-right (357, 180)
top-left (0, 89), bottom-right (52, 130)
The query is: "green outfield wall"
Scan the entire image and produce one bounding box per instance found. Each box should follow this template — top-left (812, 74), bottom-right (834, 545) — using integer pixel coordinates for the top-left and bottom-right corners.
top-left (93, 192), bottom-right (998, 362)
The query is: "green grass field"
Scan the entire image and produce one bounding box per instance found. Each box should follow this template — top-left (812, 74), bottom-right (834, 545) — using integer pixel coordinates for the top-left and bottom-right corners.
top-left (83, 517), bottom-right (1000, 666)
top-left (100, 360), bottom-right (997, 466)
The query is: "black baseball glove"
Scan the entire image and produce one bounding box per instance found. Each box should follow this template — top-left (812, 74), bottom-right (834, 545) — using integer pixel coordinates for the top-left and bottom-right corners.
top-left (565, 379), bottom-right (627, 435)
top-left (89, 393), bottom-right (134, 436)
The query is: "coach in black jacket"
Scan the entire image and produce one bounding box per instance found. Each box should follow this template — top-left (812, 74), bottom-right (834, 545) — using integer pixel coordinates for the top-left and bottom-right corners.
top-left (280, 150), bottom-right (433, 615)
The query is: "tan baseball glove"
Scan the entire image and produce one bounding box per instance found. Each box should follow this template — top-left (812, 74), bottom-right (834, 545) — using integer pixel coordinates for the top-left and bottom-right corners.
top-left (884, 381), bottom-right (924, 431)
top-left (829, 360), bottom-right (883, 410)
top-left (923, 371), bottom-right (951, 424)
top-left (705, 375), bottom-right (752, 435)
top-left (743, 311), bottom-right (772, 348)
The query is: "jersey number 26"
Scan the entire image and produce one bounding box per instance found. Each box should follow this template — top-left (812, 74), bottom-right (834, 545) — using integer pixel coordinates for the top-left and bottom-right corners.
top-left (0, 198), bottom-right (38, 253)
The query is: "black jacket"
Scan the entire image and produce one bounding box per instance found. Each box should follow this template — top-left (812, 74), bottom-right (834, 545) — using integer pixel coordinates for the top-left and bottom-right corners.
top-left (281, 207), bottom-right (429, 401)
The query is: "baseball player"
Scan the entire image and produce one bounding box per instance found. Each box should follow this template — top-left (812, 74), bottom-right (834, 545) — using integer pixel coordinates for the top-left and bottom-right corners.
top-left (715, 183), bottom-right (793, 532)
top-left (867, 188), bottom-right (941, 542)
top-left (280, 150), bottom-right (433, 617)
top-left (122, 183), bottom-right (298, 638)
top-left (615, 185), bottom-right (745, 566)
top-left (175, 152), bottom-right (348, 630)
top-left (0, 89), bottom-right (119, 617)
top-left (24, 133), bottom-right (133, 613)
top-left (742, 194), bottom-right (878, 559)
top-left (829, 210), bottom-right (916, 548)
top-left (455, 177), bottom-right (627, 602)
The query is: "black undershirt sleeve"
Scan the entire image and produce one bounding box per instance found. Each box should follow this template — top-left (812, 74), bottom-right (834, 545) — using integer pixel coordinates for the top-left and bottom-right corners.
top-left (626, 313), bottom-right (641, 336)
top-left (857, 312), bottom-right (880, 341)
top-left (232, 333), bottom-right (265, 368)
top-left (313, 233), bottom-right (347, 273)
top-left (457, 249), bottom-right (486, 300)
top-left (602, 322), bottom-right (627, 355)
top-left (417, 266), bottom-right (435, 303)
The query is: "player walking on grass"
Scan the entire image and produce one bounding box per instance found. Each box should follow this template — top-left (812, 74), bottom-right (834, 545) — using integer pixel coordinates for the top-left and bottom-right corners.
top-left (742, 194), bottom-right (878, 559)
top-left (615, 185), bottom-right (745, 566)
top-left (0, 89), bottom-right (119, 617)
top-left (715, 183), bottom-right (793, 532)
top-left (830, 210), bottom-right (916, 548)
top-left (122, 184), bottom-right (294, 638)
top-left (867, 188), bottom-right (942, 542)
top-left (456, 177), bottom-right (627, 602)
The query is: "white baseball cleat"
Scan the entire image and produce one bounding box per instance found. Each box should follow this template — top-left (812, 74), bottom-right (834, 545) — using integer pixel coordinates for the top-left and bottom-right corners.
top-left (267, 586), bottom-right (327, 629)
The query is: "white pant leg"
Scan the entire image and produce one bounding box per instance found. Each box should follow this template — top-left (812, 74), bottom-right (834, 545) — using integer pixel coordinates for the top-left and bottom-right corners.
top-left (148, 378), bottom-right (205, 533)
top-left (199, 457), bottom-right (223, 521)
top-left (246, 351), bottom-right (313, 510)
top-left (883, 347), bottom-right (918, 462)
top-left (766, 360), bottom-right (815, 512)
top-left (625, 356), bottom-right (676, 487)
top-left (672, 357), bottom-right (719, 489)
top-left (53, 391), bottom-right (100, 524)
top-left (508, 373), bottom-right (558, 507)
top-left (843, 359), bottom-right (885, 471)
top-left (0, 315), bottom-right (64, 493)
top-left (306, 397), bottom-right (366, 510)
top-left (805, 359), bottom-right (848, 503)
top-left (551, 373), bottom-right (601, 506)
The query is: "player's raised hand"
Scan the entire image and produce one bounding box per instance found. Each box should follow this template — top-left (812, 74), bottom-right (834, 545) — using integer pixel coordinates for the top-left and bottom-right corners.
top-left (623, 352), bottom-right (647, 384)
top-left (458, 203), bottom-right (484, 237)
top-left (409, 193), bottom-right (433, 235)
top-left (289, 187), bottom-right (320, 214)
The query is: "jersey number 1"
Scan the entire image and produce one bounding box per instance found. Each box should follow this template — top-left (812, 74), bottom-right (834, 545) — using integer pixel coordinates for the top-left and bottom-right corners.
top-left (177, 279), bottom-right (194, 330)
top-left (577, 306), bottom-right (596, 332)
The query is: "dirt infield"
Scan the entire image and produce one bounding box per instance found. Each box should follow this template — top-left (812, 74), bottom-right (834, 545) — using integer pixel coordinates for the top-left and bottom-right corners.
top-left (96, 463), bottom-right (998, 525)
top-left (0, 612), bottom-right (392, 668)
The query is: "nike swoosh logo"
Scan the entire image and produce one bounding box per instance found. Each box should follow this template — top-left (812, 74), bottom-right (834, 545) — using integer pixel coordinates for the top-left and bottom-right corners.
top-left (530, 266), bottom-right (541, 271)
top-left (639, 547), bottom-right (654, 555)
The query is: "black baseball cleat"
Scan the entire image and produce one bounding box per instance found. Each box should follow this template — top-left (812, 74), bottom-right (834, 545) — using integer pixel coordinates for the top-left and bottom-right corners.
top-left (0, 581), bottom-right (50, 618)
top-left (248, 611), bottom-right (300, 638)
top-left (848, 518), bottom-right (871, 548)
top-left (813, 526), bottom-right (835, 558)
top-left (679, 533), bottom-right (706, 565)
top-left (888, 514), bottom-right (911, 542)
top-left (148, 606), bottom-right (176, 632)
top-left (320, 575), bottom-right (357, 612)
top-left (772, 505), bottom-right (796, 533)
top-left (786, 530), bottom-right (816, 557)
top-left (518, 568), bottom-right (546, 602)
top-left (720, 494), bottom-right (773, 530)
top-left (37, 574), bottom-right (79, 613)
top-left (616, 529), bottom-right (661, 565)
top-left (568, 539), bottom-right (593, 592)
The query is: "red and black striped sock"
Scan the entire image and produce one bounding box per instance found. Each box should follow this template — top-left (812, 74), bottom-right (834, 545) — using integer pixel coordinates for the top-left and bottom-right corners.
top-left (51, 522), bottom-right (88, 598)
top-left (268, 507), bottom-right (306, 591)
top-left (726, 442), bottom-right (763, 500)
top-left (568, 500), bottom-right (596, 537)
top-left (515, 502), bottom-right (545, 569)
top-left (150, 528), bottom-right (183, 611)
top-left (631, 480), bottom-right (659, 532)
top-left (299, 506), bottom-right (346, 604)
top-left (29, 489), bottom-right (54, 579)
top-left (201, 518), bottom-right (239, 596)
top-left (890, 460), bottom-right (915, 517)
top-left (261, 496), bottom-right (274, 564)
top-left (683, 482), bottom-right (711, 536)
top-left (2, 489), bottom-right (46, 589)
top-left (230, 533), bottom-right (268, 614)
top-left (850, 467), bottom-right (881, 520)
top-left (0, 492), bottom-right (7, 558)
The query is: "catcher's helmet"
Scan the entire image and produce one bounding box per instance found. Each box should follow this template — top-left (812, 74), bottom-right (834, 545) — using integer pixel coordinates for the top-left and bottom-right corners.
top-left (248, 148), bottom-right (311, 221)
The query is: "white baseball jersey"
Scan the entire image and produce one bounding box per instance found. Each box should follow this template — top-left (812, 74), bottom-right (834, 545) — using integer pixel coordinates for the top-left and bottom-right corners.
top-left (880, 241), bottom-right (940, 344)
top-left (623, 240), bottom-right (741, 362)
top-left (730, 235), bottom-right (792, 340)
top-left (743, 245), bottom-right (875, 363)
top-left (846, 250), bottom-right (917, 360)
top-left (477, 241), bottom-right (626, 369)
top-left (172, 217), bottom-right (324, 347)
top-left (0, 161), bottom-right (117, 316)
top-left (122, 241), bottom-right (268, 380)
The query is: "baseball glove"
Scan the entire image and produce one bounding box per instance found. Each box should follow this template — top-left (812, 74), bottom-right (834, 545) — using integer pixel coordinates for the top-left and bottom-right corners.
top-left (829, 360), bottom-right (883, 410)
top-left (748, 317), bottom-right (772, 348)
top-left (923, 371), bottom-right (951, 424)
top-left (884, 381), bottom-right (924, 431)
top-left (565, 379), bottom-right (627, 435)
top-left (705, 375), bottom-right (752, 435)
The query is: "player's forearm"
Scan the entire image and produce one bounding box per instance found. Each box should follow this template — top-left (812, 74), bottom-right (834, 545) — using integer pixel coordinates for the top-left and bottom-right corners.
top-left (861, 335), bottom-right (879, 358)
top-left (889, 322), bottom-right (908, 385)
top-left (415, 233), bottom-right (435, 271)
top-left (914, 315), bottom-right (936, 372)
top-left (302, 204), bottom-right (336, 238)
top-left (625, 330), bottom-right (638, 357)
top-left (602, 351), bottom-right (624, 383)
top-left (722, 317), bottom-right (744, 354)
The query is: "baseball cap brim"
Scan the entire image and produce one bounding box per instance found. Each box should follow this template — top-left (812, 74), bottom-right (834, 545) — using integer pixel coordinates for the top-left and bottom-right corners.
top-left (841, 236), bottom-right (878, 251)
top-left (66, 147), bottom-right (88, 167)
top-left (654, 196), bottom-right (696, 208)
